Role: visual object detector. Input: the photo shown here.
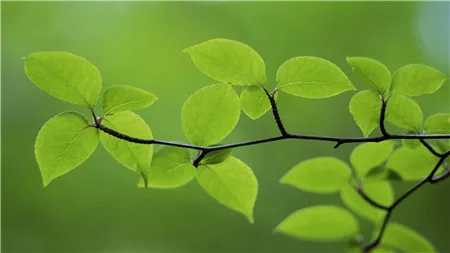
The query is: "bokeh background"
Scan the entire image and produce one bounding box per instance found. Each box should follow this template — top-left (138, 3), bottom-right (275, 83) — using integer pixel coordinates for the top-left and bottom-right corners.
top-left (2, 2), bottom-right (449, 253)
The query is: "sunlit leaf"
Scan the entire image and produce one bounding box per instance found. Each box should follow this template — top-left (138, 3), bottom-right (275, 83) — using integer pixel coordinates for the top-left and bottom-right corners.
top-left (275, 205), bottom-right (359, 241)
top-left (378, 223), bottom-right (437, 252)
top-left (425, 113), bottom-right (450, 134)
top-left (277, 56), bottom-right (355, 98)
top-left (387, 145), bottom-right (439, 180)
top-left (35, 111), bottom-right (99, 186)
top-left (392, 64), bottom-right (447, 96)
top-left (182, 83), bottom-right (240, 146)
top-left (346, 57), bottom-right (391, 94)
top-left (350, 141), bottom-right (396, 178)
top-left (349, 90), bottom-right (381, 137)
top-left (197, 156), bottom-right (257, 223)
top-left (386, 93), bottom-right (423, 131)
top-left (102, 85), bottom-right (158, 115)
top-left (184, 39), bottom-right (266, 85)
top-left (280, 157), bottom-right (352, 194)
top-left (240, 85), bottom-right (276, 120)
top-left (25, 52), bottom-right (102, 107)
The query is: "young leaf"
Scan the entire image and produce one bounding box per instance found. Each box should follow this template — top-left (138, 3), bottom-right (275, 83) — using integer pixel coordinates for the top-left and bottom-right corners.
top-left (35, 111), bottom-right (99, 186)
top-left (349, 90), bottom-right (381, 137)
top-left (102, 85), bottom-right (158, 115)
top-left (425, 113), bottom-right (450, 134)
top-left (137, 146), bottom-right (195, 189)
top-left (280, 157), bottom-right (352, 194)
top-left (386, 93), bottom-right (423, 131)
top-left (387, 145), bottom-right (439, 180)
top-left (201, 148), bottom-right (233, 165)
top-left (197, 156), bottom-right (257, 223)
top-left (275, 205), bottom-right (359, 241)
top-left (350, 141), bottom-right (396, 178)
top-left (340, 181), bottom-right (393, 224)
top-left (392, 64), bottom-right (447, 96)
top-left (378, 223), bottom-right (437, 252)
top-left (277, 56), bottom-right (355, 98)
top-left (99, 111), bottom-right (153, 176)
top-left (346, 57), bottom-right (391, 95)
top-left (183, 39), bottom-right (266, 85)
top-left (25, 52), bottom-right (102, 107)
top-left (240, 85), bottom-right (277, 120)
top-left (182, 83), bottom-right (240, 146)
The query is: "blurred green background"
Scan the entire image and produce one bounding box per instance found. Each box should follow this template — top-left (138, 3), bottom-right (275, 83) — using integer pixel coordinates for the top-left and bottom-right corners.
top-left (2, 2), bottom-right (449, 253)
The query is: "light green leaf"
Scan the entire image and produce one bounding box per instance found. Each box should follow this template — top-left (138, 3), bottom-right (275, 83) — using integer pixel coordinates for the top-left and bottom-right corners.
top-left (197, 156), bottom-right (257, 223)
top-left (387, 145), bottom-right (439, 180)
top-left (102, 85), bottom-right (158, 115)
top-left (392, 64), bottom-right (447, 96)
top-left (25, 52), bottom-right (102, 107)
top-left (280, 157), bottom-right (352, 194)
top-left (240, 85), bottom-right (277, 120)
top-left (379, 223), bottom-right (437, 252)
top-left (99, 111), bottom-right (153, 176)
top-left (340, 181), bottom-right (393, 224)
top-left (35, 111), bottom-right (99, 186)
top-left (137, 146), bottom-right (195, 189)
top-left (277, 56), bottom-right (355, 98)
top-left (386, 93), bottom-right (423, 131)
top-left (275, 205), bottom-right (359, 241)
top-left (346, 57), bottom-right (391, 95)
top-left (349, 90), bottom-right (381, 137)
top-left (401, 135), bottom-right (420, 149)
top-left (182, 83), bottom-right (240, 146)
top-left (183, 39), bottom-right (266, 85)
top-left (350, 141), bottom-right (396, 178)
top-left (201, 148), bottom-right (233, 165)
top-left (425, 113), bottom-right (450, 134)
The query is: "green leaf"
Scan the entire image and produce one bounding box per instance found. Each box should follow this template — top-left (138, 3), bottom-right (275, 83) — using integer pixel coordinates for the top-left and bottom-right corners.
top-left (346, 57), bottom-right (391, 95)
top-left (25, 52), bottom-right (102, 107)
top-left (102, 85), bottom-right (158, 115)
top-left (340, 181), bottom-right (393, 224)
top-left (277, 56), bottom-right (355, 98)
top-left (401, 132), bottom-right (421, 149)
top-left (99, 111), bottom-right (153, 176)
top-left (387, 145), bottom-right (439, 180)
top-left (197, 156), bottom-right (257, 223)
top-left (280, 157), bottom-right (352, 194)
top-left (182, 83), bottom-right (240, 146)
top-left (392, 64), bottom-right (447, 96)
top-left (275, 205), bottom-right (359, 241)
top-left (425, 113), bottom-right (450, 134)
top-left (183, 39), bottom-right (266, 85)
top-left (35, 111), bottom-right (99, 186)
top-left (379, 223), bottom-right (437, 252)
top-left (350, 141), bottom-right (396, 178)
top-left (240, 85), bottom-right (277, 120)
top-left (201, 148), bottom-right (233, 165)
top-left (386, 93), bottom-right (423, 131)
top-left (349, 90), bottom-right (381, 137)
top-left (137, 146), bottom-right (195, 189)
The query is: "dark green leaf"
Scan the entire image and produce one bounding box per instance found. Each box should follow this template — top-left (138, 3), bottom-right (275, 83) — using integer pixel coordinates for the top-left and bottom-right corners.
top-left (201, 148), bottom-right (233, 165)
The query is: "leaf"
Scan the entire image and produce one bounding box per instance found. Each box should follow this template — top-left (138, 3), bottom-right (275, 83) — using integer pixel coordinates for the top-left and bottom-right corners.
top-left (275, 205), bottom-right (359, 241)
top-left (350, 141), bottom-right (396, 178)
top-left (378, 223), bottom-right (437, 252)
top-left (137, 146), bottom-right (195, 189)
top-left (240, 85), bottom-right (277, 120)
top-left (99, 111), bottom-right (153, 176)
top-left (387, 145), bottom-right (439, 180)
top-left (340, 181), bottom-right (393, 224)
top-left (183, 39), bottom-right (266, 85)
top-left (392, 64), bottom-right (447, 96)
top-left (280, 157), bottom-right (352, 194)
top-left (102, 85), bottom-right (158, 115)
top-left (349, 90), bottom-right (381, 137)
top-left (425, 113), bottom-right (450, 134)
top-left (25, 52), bottom-right (102, 107)
top-left (182, 83), bottom-right (241, 146)
top-left (346, 57), bottom-right (391, 95)
top-left (35, 111), bottom-right (99, 186)
top-left (386, 93), bottom-right (423, 131)
top-left (277, 56), bottom-right (355, 98)
top-left (201, 148), bottom-right (233, 165)
top-left (197, 156), bottom-right (257, 223)
top-left (401, 134), bottom-right (420, 149)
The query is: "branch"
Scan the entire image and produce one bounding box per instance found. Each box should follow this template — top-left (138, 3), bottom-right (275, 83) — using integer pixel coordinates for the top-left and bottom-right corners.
top-left (380, 96), bottom-right (389, 137)
top-left (356, 184), bottom-right (389, 210)
top-left (261, 85), bottom-right (288, 136)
